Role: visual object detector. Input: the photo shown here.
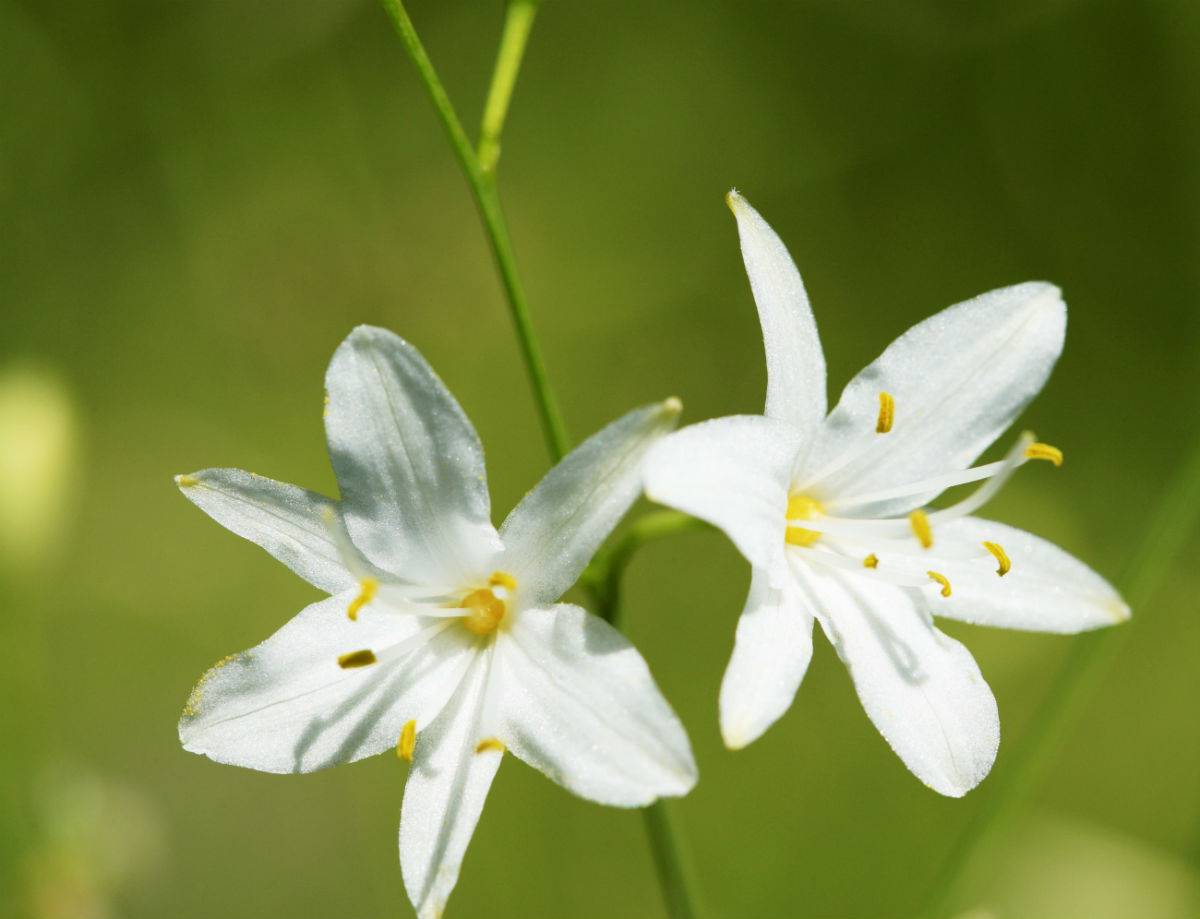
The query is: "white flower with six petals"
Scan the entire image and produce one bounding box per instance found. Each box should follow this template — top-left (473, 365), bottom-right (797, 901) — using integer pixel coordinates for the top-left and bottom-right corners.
top-left (177, 326), bottom-right (696, 918)
top-left (643, 192), bottom-right (1129, 797)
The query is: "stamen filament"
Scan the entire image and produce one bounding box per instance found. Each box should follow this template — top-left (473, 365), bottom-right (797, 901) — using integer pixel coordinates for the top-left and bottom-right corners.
top-left (928, 432), bottom-right (1036, 525)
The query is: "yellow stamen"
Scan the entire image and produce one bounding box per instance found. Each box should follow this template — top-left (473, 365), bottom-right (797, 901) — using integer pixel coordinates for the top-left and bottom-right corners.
top-left (785, 493), bottom-right (823, 547)
top-left (909, 509), bottom-right (933, 549)
top-left (785, 526), bottom-right (822, 547)
top-left (488, 571), bottom-right (517, 591)
top-left (397, 719), bottom-right (417, 762)
top-left (346, 578), bottom-right (378, 621)
top-left (461, 587), bottom-right (507, 636)
top-left (1024, 442), bottom-right (1063, 467)
top-left (982, 541), bottom-right (1011, 576)
top-left (927, 570), bottom-right (952, 598)
top-left (863, 553), bottom-right (879, 569)
top-left (337, 649), bottom-right (377, 669)
top-left (876, 391), bottom-right (895, 434)
top-left (475, 738), bottom-right (506, 755)
top-left (176, 474), bottom-right (200, 487)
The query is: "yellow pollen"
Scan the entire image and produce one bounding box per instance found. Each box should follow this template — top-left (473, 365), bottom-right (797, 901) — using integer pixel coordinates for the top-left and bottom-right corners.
top-left (461, 587), bottom-right (507, 636)
top-left (909, 509), bottom-right (933, 549)
top-left (475, 738), bottom-right (506, 755)
top-left (397, 719), bottom-right (417, 762)
top-left (982, 541), bottom-right (1011, 576)
top-left (176, 474), bottom-right (200, 487)
top-left (337, 649), bottom-right (377, 669)
top-left (488, 571), bottom-right (518, 591)
top-left (863, 553), bottom-right (879, 569)
top-left (927, 570), bottom-right (952, 598)
top-left (346, 578), bottom-right (378, 621)
top-left (1025, 442), bottom-right (1063, 466)
top-left (182, 654), bottom-right (235, 718)
top-left (876, 391), bottom-right (895, 434)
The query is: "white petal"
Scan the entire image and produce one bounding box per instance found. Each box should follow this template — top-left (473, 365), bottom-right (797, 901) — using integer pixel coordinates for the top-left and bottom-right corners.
top-left (806, 282), bottom-right (1066, 516)
top-left (496, 604), bottom-right (696, 806)
top-left (179, 592), bottom-right (476, 773)
top-left (175, 468), bottom-right (352, 594)
top-left (727, 191), bottom-right (826, 438)
top-left (720, 566), bottom-right (815, 750)
top-left (400, 652), bottom-right (502, 919)
top-left (922, 517), bottom-right (1130, 632)
top-left (794, 562), bottom-right (999, 797)
top-left (324, 326), bottom-right (501, 585)
top-left (643, 415), bottom-right (800, 579)
top-left (499, 399), bottom-right (681, 608)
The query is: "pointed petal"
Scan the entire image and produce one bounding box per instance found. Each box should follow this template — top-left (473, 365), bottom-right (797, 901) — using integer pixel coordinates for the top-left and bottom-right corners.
top-left (807, 283), bottom-right (1066, 516)
top-left (727, 191), bottom-right (826, 437)
top-left (175, 468), bottom-right (352, 594)
top-left (499, 399), bottom-right (681, 608)
top-left (794, 562), bottom-right (999, 797)
top-left (922, 517), bottom-right (1130, 632)
top-left (324, 326), bottom-right (501, 585)
top-left (400, 652), bottom-right (502, 919)
top-left (179, 592), bottom-right (476, 773)
top-left (643, 415), bottom-right (800, 579)
top-left (496, 605), bottom-right (696, 806)
top-left (720, 566), bottom-right (815, 750)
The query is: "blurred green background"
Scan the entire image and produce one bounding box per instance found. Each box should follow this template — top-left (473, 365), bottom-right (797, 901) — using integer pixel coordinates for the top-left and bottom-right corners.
top-left (3, 1), bottom-right (1199, 917)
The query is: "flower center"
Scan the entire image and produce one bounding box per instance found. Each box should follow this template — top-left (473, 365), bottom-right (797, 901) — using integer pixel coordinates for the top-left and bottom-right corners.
top-left (785, 493), bottom-right (823, 547)
top-left (459, 571), bottom-right (516, 636)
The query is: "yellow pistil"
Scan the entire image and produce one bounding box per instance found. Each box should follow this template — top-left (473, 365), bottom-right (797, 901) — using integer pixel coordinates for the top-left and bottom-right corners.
top-left (863, 553), bottom-right (879, 569)
top-left (346, 577), bottom-right (378, 621)
top-left (337, 649), bottom-right (377, 669)
top-left (475, 738), bottom-right (506, 755)
top-left (982, 541), bottom-right (1011, 576)
top-left (397, 719), bottom-right (417, 762)
top-left (785, 493), bottom-right (823, 547)
top-left (927, 570), bottom-right (952, 598)
top-left (909, 509), bottom-right (933, 549)
top-left (876, 391), bottom-right (895, 434)
top-left (460, 573), bottom-right (515, 636)
top-left (1024, 442), bottom-right (1063, 467)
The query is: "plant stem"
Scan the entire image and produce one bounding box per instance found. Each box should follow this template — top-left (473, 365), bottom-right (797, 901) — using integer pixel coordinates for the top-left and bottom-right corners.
top-left (925, 431), bottom-right (1200, 918)
top-left (379, 0), bottom-right (570, 461)
top-left (478, 0), bottom-right (539, 174)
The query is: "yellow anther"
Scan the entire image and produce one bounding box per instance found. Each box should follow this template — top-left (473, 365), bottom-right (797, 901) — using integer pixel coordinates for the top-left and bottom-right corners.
top-left (785, 526), bottom-right (822, 547)
top-left (461, 588), bottom-right (507, 636)
top-left (397, 719), bottom-right (417, 762)
top-left (876, 391), bottom-right (895, 434)
top-left (909, 509), bottom-right (933, 549)
top-left (488, 571), bottom-right (517, 591)
top-left (927, 571), bottom-right (952, 598)
top-left (176, 474), bottom-right (200, 488)
top-left (982, 541), bottom-right (1011, 577)
top-left (863, 553), bottom-right (879, 569)
top-left (337, 649), bottom-right (377, 669)
top-left (346, 578), bottom-right (378, 621)
top-left (1024, 442), bottom-right (1063, 466)
top-left (475, 738), bottom-right (506, 755)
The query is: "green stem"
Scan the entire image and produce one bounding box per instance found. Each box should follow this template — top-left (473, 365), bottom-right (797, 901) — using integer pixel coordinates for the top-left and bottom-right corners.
top-left (925, 431), bottom-right (1200, 918)
top-left (477, 0), bottom-right (539, 174)
top-left (379, 0), bottom-right (570, 461)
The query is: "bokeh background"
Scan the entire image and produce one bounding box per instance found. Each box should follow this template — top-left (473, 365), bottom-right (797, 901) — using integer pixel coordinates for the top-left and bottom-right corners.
top-left (3, 1), bottom-right (1199, 917)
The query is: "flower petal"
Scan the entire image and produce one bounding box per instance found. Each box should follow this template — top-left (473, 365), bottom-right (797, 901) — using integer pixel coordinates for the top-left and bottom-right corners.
top-left (643, 415), bottom-right (800, 579)
top-left (496, 604), bottom-right (696, 806)
top-left (794, 562), bottom-right (999, 797)
top-left (806, 282), bottom-right (1066, 517)
top-left (499, 399), bottom-right (681, 609)
top-left (179, 592), bottom-right (476, 774)
top-left (400, 652), bottom-right (502, 919)
top-left (922, 517), bottom-right (1130, 632)
top-left (720, 566), bottom-right (815, 750)
top-left (175, 468), bottom-right (351, 594)
top-left (727, 191), bottom-right (826, 439)
top-left (324, 326), bottom-right (501, 585)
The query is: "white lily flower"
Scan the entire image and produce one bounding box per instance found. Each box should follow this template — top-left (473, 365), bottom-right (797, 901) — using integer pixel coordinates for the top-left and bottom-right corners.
top-left (176, 326), bottom-right (696, 918)
top-left (644, 192), bottom-right (1129, 798)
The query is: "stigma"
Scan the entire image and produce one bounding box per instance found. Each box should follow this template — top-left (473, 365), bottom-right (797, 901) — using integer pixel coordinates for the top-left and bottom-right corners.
top-left (459, 571), bottom-right (516, 636)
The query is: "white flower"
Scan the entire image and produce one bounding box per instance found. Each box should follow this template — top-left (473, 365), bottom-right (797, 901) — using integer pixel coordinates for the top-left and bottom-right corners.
top-left (644, 192), bottom-right (1129, 798)
top-left (176, 326), bottom-right (696, 918)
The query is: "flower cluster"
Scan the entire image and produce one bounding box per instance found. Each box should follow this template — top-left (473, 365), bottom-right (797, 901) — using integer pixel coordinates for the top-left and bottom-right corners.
top-left (177, 193), bottom-right (1127, 917)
